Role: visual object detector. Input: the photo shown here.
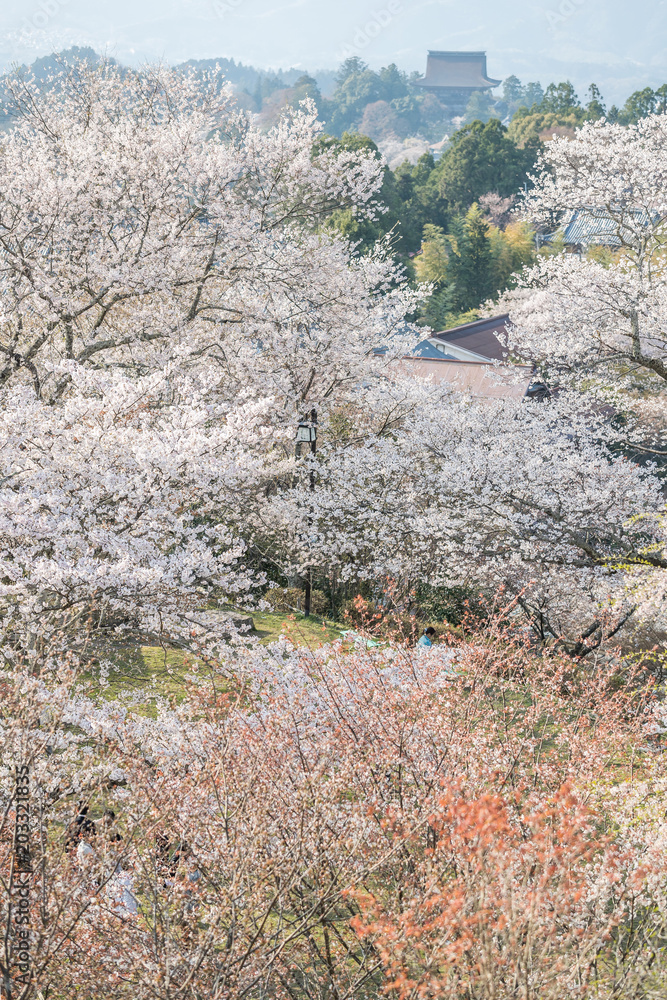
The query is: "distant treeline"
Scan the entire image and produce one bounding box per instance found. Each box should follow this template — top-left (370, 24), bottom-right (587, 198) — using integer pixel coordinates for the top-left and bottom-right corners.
top-left (193, 55), bottom-right (667, 145)
top-left (3, 48), bottom-right (665, 143)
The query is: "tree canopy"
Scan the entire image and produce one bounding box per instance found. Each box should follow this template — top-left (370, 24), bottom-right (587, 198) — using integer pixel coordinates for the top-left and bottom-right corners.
top-left (437, 119), bottom-right (538, 212)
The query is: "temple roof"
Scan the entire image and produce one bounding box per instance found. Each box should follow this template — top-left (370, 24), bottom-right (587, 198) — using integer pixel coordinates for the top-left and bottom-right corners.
top-left (415, 51), bottom-right (501, 91)
top-left (431, 314), bottom-right (511, 362)
top-left (541, 207), bottom-right (657, 249)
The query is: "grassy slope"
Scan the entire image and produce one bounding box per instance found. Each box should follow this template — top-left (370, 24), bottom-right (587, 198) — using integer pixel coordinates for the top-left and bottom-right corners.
top-left (87, 611), bottom-right (344, 707)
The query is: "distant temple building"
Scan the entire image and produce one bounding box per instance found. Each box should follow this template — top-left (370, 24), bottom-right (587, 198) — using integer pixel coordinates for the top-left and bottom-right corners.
top-left (414, 51), bottom-right (501, 115)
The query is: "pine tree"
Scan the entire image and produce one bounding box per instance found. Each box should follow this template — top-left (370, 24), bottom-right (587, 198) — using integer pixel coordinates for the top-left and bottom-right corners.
top-left (449, 204), bottom-right (493, 311)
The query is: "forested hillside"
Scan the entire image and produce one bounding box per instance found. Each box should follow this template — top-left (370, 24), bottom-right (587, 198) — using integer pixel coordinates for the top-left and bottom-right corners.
top-left (4, 48), bottom-right (665, 330)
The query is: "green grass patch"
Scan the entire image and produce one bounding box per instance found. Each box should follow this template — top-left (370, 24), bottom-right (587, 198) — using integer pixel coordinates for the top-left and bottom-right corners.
top-left (81, 612), bottom-right (343, 707)
top-left (84, 642), bottom-right (199, 712)
top-left (251, 611), bottom-right (343, 647)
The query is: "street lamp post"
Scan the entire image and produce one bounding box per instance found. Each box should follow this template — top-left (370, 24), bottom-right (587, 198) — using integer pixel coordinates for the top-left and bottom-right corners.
top-left (295, 408), bottom-right (317, 616)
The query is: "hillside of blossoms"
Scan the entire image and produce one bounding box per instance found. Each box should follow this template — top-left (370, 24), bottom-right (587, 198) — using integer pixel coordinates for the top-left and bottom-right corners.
top-left (0, 60), bottom-right (666, 999)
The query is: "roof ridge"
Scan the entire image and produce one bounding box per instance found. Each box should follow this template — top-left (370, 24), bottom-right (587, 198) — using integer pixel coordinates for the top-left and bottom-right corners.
top-left (433, 313), bottom-right (510, 338)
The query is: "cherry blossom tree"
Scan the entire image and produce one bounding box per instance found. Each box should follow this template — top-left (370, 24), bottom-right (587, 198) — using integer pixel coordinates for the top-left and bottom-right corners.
top-left (0, 61), bottom-right (399, 403)
top-left (483, 115), bottom-right (667, 627)
top-left (257, 376), bottom-right (665, 652)
top-left (497, 114), bottom-right (667, 479)
top-left (0, 60), bottom-right (664, 659)
top-left (505, 114), bottom-right (667, 391)
top-left (0, 364), bottom-right (285, 656)
top-left (0, 60), bottom-right (419, 650)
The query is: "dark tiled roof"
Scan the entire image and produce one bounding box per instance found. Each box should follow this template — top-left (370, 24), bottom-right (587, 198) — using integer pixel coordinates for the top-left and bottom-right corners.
top-left (431, 314), bottom-right (511, 362)
top-left (415, 51), bottom-right (501, 90)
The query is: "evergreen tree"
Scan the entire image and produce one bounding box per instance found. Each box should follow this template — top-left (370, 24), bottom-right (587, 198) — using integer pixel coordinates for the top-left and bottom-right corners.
top-left (584, 84), bottom-right (606, 120)
top-left (448, 204), bottom-right (494, 311)
top-left (502, 75), bottom-right (524, 106)
top-left (437, 119), bottom-right (538, 212)
top-left (290, 74), bottom-right (322, 112)
top-left (378, 63), bottom-right (410, 101)
top-left (523, 82), bottom-right (544, 108)
top-left (391, 153), bottom-right (449, 253)
top-left (620, 86), bottom-right (657, 123)
top-left (463, 90), bottom-right (498, 124)
top-left (540, 81), bottom-right (580, 115)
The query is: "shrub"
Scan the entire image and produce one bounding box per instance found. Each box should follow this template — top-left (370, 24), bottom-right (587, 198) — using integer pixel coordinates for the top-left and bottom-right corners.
top-left (264, 586), bottom-right (329, 615)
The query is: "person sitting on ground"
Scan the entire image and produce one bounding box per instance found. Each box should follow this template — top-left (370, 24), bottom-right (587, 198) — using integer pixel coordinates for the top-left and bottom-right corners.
top-left (65, 802), bottom-right (96, 852)
top-left (417, 627), bottom-right (436, 649)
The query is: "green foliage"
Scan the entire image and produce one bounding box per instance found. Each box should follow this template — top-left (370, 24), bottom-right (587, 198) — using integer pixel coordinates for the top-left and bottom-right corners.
top-left (389, 93), bottom-right (425, 135)
top-left (584, 83), bottom-right (606, 120)
top-left (413, 223), bottom-right (448, 284)
top-left (447, 204), bottom-right (494, 311)
top-left (523, 81), bottom-right (545, 108)
top-left (488, 218), bottom-right (537, 289)
top-left (413, 207), bottom-right (536, 326)
top-left (437, 119), bottom-right (538, 212)
top-left (324, 58), bottom-right (418, 135)
top-left (414, 582), bottom-right (482, 625)
top-left (321, 58), bottom-right (451, 140)
top-left (382, 153), bottom-right (448, 255)
top-left (605, 84), bottom-right (667, 125)
top-left (413, 223), bottom-right (458, 326)
top-left (418, 285), bottom-right (457, 331)
top-left (264, 586), bottom-right (329, 615)
top-left (463, 90), bottom-right (498, 125)
top-left (496, 77), bottom-right (544, 118)
top-left (377, 62), bottom-right (410, 101)
top-left (622, 86), bottom-right (658, 122)
top-left (503, 75), bottom-right (524, 106)
top-left (618, 85), bottom-right (667, 123)
top-left (289, 73), bottom-right (322, 109)
top-left (326, 61), bottom-right (386, 133)
top-left (540, 80), bottom-right (581, 115)
top-left (507, 109), bottom-right (581, 147)
top-left (442, 308), bottom-right (481, 328)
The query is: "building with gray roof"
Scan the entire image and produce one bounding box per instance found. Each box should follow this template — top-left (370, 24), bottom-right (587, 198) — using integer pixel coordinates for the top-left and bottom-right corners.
top-left (414, 52), bottom-right (501, 116)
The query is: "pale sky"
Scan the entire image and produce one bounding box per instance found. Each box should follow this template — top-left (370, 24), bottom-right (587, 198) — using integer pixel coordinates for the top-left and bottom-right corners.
top-left (1, 0), bottom-right (666, 105)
